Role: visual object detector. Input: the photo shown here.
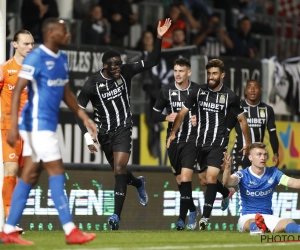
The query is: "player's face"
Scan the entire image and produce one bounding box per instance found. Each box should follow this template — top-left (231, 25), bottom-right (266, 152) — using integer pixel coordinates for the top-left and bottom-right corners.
top-left (248, 148), bottom-right (267, 168)
top-left (174, 64), bottom-right (191, 86)
top-left (104, 56), bottom-right (123, 79)
top-left (13, 34), bottom-right (34, 58)
top-left (53, 22), bottom-right (70, 47)
top-left (207, 67), bottom-right (225, 90)
top-left (245, 81), bottom-right (261, 102)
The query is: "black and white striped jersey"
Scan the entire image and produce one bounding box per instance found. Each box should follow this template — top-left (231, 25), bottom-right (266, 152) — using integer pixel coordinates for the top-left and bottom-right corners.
top-left (184, 84), bottom-right (244, 147)
top-left (77, 38), bottom-right (163, 133)
top-left (153, 81), bottom-right (199, 143)
top-left (227, 100), bottom-right (278, 152)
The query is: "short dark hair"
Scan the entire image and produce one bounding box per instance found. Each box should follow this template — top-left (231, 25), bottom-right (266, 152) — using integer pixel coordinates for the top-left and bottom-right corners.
top-left (173, 58), bottom-right (191, 68)
top-left (13, 30), bottom-right (32, 42)
top-left (42, 17), bottom-right (61, 36)
top-left (206, 59), bottom-right (225, 73)
top-left (249, 142), bottom-right (266, 153)
top-left (246, 79), bottom-right (261, 88)
top-left (238, 16), bottom-right (251, 25)
top-left (102, 49), bottom-right (121, 63)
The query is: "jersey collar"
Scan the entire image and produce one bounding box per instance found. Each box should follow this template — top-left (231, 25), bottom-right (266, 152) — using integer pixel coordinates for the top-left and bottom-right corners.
top-left (245, 99), bottom-right (261, 107)
top-left (39, 45), bottom-right (60, 58)
top-left (249, 166), bottom-right (266, 179)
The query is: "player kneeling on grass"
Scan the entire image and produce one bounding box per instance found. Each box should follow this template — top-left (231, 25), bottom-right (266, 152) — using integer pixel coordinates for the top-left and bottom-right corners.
top-left (223, 142), bottom-right (300, 233)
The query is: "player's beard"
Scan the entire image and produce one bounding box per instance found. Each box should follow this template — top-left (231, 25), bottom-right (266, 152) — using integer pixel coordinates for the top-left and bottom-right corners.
top-left (207, 76), bottom-right (221, 90)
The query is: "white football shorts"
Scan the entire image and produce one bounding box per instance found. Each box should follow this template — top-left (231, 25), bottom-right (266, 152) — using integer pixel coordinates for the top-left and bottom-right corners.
top-left (20, 130), bottom-right (62, 163)
top-left (238, 214), bottom-right (285, 233)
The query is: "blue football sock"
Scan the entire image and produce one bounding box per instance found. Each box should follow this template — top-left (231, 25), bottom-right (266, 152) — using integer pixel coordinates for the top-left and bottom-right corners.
top-left (250, 222), bottom-right (259, 231)
top-left (49, 174), bottom-right (72, 225)
top-left (6, 179), bottom-right (33, 226)
top-left (285, 223), bottom-right (300, 233)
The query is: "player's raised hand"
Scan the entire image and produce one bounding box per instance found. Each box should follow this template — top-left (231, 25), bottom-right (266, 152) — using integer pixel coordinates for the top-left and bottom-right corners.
top-left (157, 18), bottom-right (172, 38)
top-left (7, 127), bottom-right (19, 148)
top-left (223, 152), bottom-right (232, 170)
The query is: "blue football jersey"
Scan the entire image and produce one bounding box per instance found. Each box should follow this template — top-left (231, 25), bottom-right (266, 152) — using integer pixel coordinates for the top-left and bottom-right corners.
top-left (18, 45), bottom-right (69, 132)
top-left (235, 167), bottom-right (283, 216)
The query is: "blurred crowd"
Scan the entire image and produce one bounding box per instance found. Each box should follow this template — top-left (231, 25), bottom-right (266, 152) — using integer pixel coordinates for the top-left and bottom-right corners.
top-left (5, 0), bottom-right (283, 60)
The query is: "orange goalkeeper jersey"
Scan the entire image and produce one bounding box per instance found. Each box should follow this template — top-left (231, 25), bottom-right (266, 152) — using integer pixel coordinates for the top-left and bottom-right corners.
top-left (0, 57), bottom-right (28, 130)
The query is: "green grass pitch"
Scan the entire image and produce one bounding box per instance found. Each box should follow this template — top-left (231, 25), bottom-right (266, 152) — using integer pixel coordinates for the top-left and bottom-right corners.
top-left (2, 231), bottom-right (300, 250)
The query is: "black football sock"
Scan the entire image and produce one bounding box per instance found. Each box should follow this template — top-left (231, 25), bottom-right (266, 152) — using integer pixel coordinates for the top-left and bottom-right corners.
top-left (202, 183), bottom-right (217, 219)
top-left (126, 170), bottom-right (142, 188)
top-left (216, 179), bottom-right (230, 198)
top-left (179, 181), bottom-right (193, 222)
top-left (114, 174), bottom-right (127, 219)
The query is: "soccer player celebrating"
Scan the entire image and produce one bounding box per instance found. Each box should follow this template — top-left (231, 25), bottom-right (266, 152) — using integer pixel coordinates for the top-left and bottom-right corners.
top-left (0, 18), bottom-right (97, 245)
top-left (0, 30), bottom-right (34, 234)
top-left (152, 58), bottom-right (199, 230)
top-left (167, 59), bottom-right (251, 230)
top-left (227, 79), bottom-right (279, 172)
top-left (76, 18), bottom-right (172, 230)
top-left (223, 142), bottom-right (300, 233)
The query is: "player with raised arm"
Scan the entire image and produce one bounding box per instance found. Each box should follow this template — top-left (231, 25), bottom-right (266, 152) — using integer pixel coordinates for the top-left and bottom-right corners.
top-left (227, 79), bottom-right (279, 172)
top-left (223, 142), bottom-right (300, 233)
top-left (0, 30), bottom-right (34, 234)
top-left (75, 18), bottom-right (172, 230)
top-left (167, 59), bottom-right (251, 230)
top-left (0, 18), bottom-right (97, 245)
top-left (153, 58), bottom-right (199, 230)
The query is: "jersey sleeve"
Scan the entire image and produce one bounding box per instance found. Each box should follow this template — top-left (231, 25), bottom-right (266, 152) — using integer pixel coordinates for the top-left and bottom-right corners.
top-left (18, 51), bottom-right (41, 80)
top-left (183, 87), bottom-right (199, 110)
top-left (231, 95), bottom-right (244, 117)
top-left (77, 77), bottom-right (94, 109)
top-left (234, 170), bottom-right (243, 184)
top-left (273, 167), bottom-right (284, 184)
top-left (226, 108), bottom-right (238, 131)
top-left (153, 88), bottom-right (167, 112)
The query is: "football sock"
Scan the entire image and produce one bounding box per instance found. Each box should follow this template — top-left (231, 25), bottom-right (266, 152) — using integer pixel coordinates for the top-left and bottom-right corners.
top-left (114, 174), bottom-right (127, 218)
top-left (250, 222), bottom-right (259, 231)
top-left (6, 179), bottom-right (32, 229)
top-left (216, 179), bottom-right (230, 198)
top-left (2, 176), bottom-right (17, 218)
top-left (179, 181), bottom-right (192, 222)
top-left (63, 222), bottom-right (76, 235)
top-left (49, 174), bottom-right (72, 226)
top-left (202, 183), bottom-right (217, 219)
top-left (285, 223), bottom-right (300, 233)
top-left (126, 170), bottom-right (142, 188)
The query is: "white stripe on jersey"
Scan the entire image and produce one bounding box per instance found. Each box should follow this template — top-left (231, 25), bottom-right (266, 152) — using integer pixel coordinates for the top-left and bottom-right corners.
top-left (203, 111), bottom-right (209, 144)
top-left (121, 97), bottom-right (127, 126)
top-left (96, 84), bottom-right (110, 131)
top-left (112, 100), bottom-right (120, 126)
top-left (210, 112), bottom-right (218, 146)
top-left (196, 89), bottom-right (201, 147)
top-left (31, 78), bottom-right (39, 131)
top-left (186, 111), bottom-right (192, 142)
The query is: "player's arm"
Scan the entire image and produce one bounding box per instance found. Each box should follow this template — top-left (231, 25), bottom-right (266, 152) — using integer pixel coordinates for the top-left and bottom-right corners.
top-left (152, 88), bottom-right (178, 122)
top-left (63, 82), bottom-right (98, 152)
top-left (166, 106), bottom-right (188, 148)
top-left (280, 175), bottom-right (300, 189)
top-left (267, 106), bottom-right (279, 166)
top-left (143, 18), bottom-right (171, 70)
top-left (222, 152), bottom-right (239, 186)
top-left (6, 77), bottom-right (29, 147)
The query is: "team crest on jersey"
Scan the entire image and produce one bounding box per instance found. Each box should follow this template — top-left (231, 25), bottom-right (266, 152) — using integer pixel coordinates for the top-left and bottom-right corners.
top-left (116, 78), bottom-right (123, 85)
top-left (260, 109), bottom-right (266, 118)
top-left (267, 177), bottom-right (274, 184)
top-left (45, 61), bottom-right (55, 70)
top-left (171, 92), bottom-right (178, 96)
top-left (219, 94), bottom-right (226, 104)
top-left (99, 83), bottom-right (105, 88)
